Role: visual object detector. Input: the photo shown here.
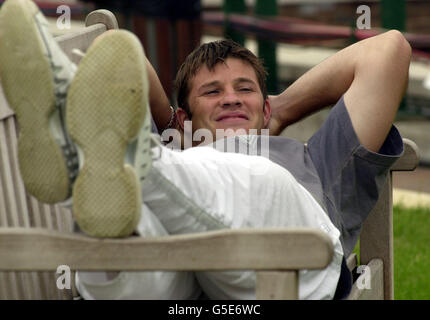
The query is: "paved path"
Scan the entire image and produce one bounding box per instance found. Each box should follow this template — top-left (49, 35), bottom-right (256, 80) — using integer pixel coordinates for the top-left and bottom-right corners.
top-left (393, 166), bottom-right (430, 194)
top-left (393, 166), bottom-right (430, 208)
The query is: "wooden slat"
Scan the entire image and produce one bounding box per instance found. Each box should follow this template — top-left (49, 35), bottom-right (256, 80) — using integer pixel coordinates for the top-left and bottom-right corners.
top-left (23, 171), bottom-right (69, 298)
top-left (42, 205), bottom-right (65, 299)
top-left (27, 196), bottom-right (42, 228)
top-left (85, 9), bottom-right (119, 30)
top-left (40, 206), bottom-right (74, 298)
top-left (0, 122), bottom-right (10, 227)
top-left (0, 228), bottom-right (334, 272)
top-left (347, 259), bottom-right (384, 300)
top-left (26, 196), bottom-right (57, 299)
top-left (56, 23), bottom-right (107, 65)
top-left (0, 119), bottom-right (19, 227)
top-left (40, 203), bottom-right (53, 230)
top-left (0, 183), bottom-right (7, 226)
top-left (46, 271), bottom-right (61, 300)
top-left (0, 84), bottom-right (14, 121)
top-left (0, 272), bottom-right (8, 298)
top-left (5, 117), bottom-right (30, 228)
top-left (55, 9), bottom-right (119, 65)
top-left (256, 271), bottom-right (298, 299)
top-left (53, 205), bottom-right (64, 232)
top-left (0, 118), bottom-right (13, 299)
top-left (44, 204), bottom-right (55, 230)
top-left (1, 272), bottom-right (19, 299)
top-left (360, 174), bottom-right (393, 300)
top-left (30, 200), bottom-right (58, 298)
top-left (60, 207), bottom-right (74, 233)
top-left (0, 116), bottom-right (24, 299)
top-left (28, 196), bottom-right (46, 299)
top-left (358, 138), bottom-right (419, 300)
top-left (1, 116), bottom-right (41, 299)
top-left (26, 271), bottom-right (42, 300)
top-left (391, 138), bottom-right (420, 171)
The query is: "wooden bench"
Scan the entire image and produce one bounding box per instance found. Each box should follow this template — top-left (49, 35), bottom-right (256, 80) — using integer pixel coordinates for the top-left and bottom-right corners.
top-left (0, 9), bottom-right (420, 300)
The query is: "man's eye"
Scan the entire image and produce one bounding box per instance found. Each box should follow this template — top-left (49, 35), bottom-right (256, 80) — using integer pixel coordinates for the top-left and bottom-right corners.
top-left (239, 87), bottom-right (252, 92)
top-left (205, 90), bottom-right (219, 95)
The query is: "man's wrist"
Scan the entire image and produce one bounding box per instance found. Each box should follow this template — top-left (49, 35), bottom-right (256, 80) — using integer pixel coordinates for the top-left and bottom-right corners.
top-left (159, 106), bottom-right (177, 133)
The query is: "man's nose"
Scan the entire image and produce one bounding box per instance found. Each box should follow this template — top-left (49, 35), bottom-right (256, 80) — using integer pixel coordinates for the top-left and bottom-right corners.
top-left (221, 90), bottom-right (241, 107)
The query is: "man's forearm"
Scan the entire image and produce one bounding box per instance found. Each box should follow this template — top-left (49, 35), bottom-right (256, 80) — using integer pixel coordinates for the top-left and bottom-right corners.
top-left (270, 32), bottom-right (397, 135)
top-left (145, 57), bottom-right (172, 131)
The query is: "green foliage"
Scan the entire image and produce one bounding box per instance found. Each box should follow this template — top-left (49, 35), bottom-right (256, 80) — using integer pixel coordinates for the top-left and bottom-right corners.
top-left (352, 205), bottom-right (429, 299)
top-left (393, 205), bottom-right (430, 300)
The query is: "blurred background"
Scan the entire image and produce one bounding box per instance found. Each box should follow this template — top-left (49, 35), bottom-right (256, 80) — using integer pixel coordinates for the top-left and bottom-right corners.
top-left (1, 0), bottom-right (429, 299)
top-left (23, 0), bottom-right (430, 163)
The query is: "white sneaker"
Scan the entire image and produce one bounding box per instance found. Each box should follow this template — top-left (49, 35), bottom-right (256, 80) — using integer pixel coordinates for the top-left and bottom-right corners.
top-left (67, 30), bottom-right (152, 238)
top-left (0, 0), bottom-right (78, 203)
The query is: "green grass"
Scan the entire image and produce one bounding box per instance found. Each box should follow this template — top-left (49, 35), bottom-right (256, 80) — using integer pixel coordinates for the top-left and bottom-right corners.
top-left (393, 205), bottom-right (430, 300)
top-left (353, 205), bottom-right (430, 300)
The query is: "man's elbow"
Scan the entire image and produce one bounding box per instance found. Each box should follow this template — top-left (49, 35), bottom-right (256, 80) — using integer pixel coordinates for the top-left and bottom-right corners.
top-left (383, 30), bottom-right (412, 63)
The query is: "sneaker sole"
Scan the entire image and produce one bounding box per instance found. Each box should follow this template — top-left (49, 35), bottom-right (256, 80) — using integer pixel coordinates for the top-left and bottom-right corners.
top-left (0, 0), bottom-right (70, 203)
top-left (67, 30), bottom-right (148, 238)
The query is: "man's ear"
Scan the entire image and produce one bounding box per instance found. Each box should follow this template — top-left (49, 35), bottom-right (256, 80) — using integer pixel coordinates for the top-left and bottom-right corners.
top-left (176, 107), bottom-right (190, 131)
top-left (263, 97), bottom-right (272, 128)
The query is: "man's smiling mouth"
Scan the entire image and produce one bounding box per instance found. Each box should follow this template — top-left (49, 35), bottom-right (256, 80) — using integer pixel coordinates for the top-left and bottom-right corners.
top-left (216, 112), bottom-right (249, 122)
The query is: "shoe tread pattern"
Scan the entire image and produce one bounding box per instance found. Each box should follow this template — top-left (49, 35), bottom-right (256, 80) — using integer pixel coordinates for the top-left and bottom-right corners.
top-left (67, 30), bottom-right (147, 238)
top-left (0, 0), bottom-right (69, 203)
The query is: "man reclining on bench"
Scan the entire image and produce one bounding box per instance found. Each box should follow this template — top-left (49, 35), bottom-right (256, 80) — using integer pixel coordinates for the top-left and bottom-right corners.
top-left (0, 0), bottom-right (410, 300)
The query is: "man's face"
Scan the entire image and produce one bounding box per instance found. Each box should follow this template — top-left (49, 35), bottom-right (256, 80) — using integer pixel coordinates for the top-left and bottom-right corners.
top-left (178, 57), bottom-right (271, 141)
